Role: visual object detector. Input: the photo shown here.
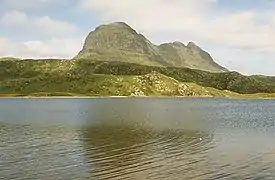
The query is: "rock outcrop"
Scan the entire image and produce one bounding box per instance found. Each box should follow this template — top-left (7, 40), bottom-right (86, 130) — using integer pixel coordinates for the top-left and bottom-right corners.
top-left (75, 22), bottom-right (228, 72)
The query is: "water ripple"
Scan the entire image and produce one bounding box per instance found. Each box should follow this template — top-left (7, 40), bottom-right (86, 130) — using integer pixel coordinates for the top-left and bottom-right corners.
top-left (1, 100), bottom-right (275, 180)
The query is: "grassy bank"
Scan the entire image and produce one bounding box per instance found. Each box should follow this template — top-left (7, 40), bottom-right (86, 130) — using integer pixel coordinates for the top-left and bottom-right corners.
top-left (1, 93), bottom-right (275, 99)
top-left (1, 59), bottom-right (275, 97)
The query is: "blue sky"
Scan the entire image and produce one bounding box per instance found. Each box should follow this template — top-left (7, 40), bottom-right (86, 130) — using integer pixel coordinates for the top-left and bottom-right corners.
top-left (1, 0), bottom-right (275, 75)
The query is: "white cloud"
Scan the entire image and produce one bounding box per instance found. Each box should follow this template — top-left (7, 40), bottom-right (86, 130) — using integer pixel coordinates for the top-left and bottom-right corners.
top-left (0, 7), bottom-right (82, 59)
top-left (212, 47), bottom-right (275, 75)
top-left (77, 0), bottom-right (275, 55)
top-left (1, 0), bottom-right (63, 10)
top-left (0, 37), bottom-right (83, 59)
top-left (0, 11), bottom-right (78, 36)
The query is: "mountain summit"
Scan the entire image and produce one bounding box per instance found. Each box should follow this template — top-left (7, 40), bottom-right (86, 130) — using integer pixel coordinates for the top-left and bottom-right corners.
top-left (75, 22), bottom-right (228, 72)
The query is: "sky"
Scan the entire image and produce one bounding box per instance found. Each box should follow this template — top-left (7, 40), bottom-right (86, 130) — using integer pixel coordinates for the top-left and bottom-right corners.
top-left (0, 0), bottom-right (275, 75)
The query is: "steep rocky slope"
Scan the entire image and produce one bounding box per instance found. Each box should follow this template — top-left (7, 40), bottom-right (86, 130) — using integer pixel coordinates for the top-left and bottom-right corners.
top-left (75, 22), bottom-right (227, 72)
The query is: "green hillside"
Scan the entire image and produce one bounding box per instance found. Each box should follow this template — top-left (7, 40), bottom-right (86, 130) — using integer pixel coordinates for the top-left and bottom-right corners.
top-left (0, 57), bottom-right (20, 61)
top-left (1, 59), bottom-right (275, 97)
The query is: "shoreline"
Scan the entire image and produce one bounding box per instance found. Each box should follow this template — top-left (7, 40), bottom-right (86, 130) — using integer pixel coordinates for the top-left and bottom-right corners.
top-left (1, 94), bottom-right (275, 99)
top-left (0, 95), bottom-right (128, 99)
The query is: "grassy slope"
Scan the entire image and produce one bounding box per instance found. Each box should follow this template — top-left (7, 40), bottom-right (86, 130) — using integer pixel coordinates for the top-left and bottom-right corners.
top-left (77, 60), bottom-right (275, 94)
top-left (0, 70), bottom-right (233, 97)
top-left (0, 57), bottom-right (20, 61)
top-left (0, 59), bottom-right (275, 97)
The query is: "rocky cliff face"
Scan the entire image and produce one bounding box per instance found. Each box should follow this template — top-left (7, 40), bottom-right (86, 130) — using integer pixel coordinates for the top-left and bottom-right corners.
top-left (75, 22), bottom-right (228, 72)
top-left (79, 22), bottom-right (155, 54)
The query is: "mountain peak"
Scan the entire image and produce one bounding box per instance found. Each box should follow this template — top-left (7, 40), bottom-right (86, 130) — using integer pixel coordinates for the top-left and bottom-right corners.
top-left (77, 21), bottom-right (155, 58)
top-left (75, 22), bottom-right (228, 72)
top-left (172, 41), bottom-right (186, 47)
top-left (187, 41), bottom-right (201, 49)
top-left (107, 22), bottom-right (131, 27)
top-left (94, 22), bottom-right (137, 34)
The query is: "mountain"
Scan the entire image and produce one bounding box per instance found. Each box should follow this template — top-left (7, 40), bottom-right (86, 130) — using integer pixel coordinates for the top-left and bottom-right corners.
top-left (75, 22), bottom-right (227, 72)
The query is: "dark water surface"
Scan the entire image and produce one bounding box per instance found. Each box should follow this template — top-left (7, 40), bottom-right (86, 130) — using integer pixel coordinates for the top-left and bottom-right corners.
top-left (1, 98), bottom-right (275, 180)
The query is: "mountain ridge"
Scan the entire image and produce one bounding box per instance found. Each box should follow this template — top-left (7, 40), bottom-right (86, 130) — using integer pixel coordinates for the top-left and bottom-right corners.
top-left (75, 22), bottom-right (228, 72)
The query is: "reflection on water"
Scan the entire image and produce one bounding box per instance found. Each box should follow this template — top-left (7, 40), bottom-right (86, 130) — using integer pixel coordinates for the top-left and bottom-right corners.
top-left (1, 98), bottom-right (275, 179)
top-left (81, 124), bottom-right (213, 179)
